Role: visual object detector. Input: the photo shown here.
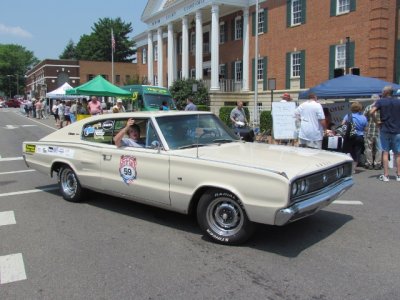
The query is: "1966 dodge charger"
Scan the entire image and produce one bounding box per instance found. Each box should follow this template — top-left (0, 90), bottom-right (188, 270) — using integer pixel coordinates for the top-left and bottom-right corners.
top-left (23, 111), bottom-right (353, 245)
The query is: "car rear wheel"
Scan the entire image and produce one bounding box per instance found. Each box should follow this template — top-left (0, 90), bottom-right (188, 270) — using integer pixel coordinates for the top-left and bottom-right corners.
top-left (58, 166), bottom-right (83, 202)
top-left (197, 189), bottom-right (255, 245)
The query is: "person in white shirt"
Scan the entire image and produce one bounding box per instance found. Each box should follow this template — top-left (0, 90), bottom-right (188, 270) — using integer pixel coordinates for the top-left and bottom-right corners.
top-left (113, 118), bottom-right (144, 148)
top-left (294, 93), bottom-right (326, 149)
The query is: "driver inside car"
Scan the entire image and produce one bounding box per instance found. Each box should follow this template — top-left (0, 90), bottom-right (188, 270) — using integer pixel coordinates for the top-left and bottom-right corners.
top-left (113, 118), bottom-right (144, 148)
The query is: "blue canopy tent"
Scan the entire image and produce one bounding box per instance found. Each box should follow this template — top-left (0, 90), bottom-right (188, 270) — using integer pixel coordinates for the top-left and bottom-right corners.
top-left (299, 74), bottom-right (400, 99)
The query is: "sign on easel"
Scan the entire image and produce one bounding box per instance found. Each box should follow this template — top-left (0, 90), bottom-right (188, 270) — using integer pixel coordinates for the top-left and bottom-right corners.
top-left (272, 102), bottom-right (297, 140)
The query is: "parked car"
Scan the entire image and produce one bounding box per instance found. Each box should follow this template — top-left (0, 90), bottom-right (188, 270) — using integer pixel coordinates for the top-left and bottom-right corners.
top-left (5, 99), bottom-right (22, 108)
top-left (22, 111), bottom-right (353, 245)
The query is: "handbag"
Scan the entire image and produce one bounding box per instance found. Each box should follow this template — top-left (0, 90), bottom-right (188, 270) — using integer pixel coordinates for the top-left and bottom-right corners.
top-left (335, 113), bottom-right (357, 138)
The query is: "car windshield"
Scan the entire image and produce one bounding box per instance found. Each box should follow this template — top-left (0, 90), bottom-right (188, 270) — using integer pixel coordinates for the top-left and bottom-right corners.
top-left (143, 94), bottom-right (176, 110)
top-left (156, 114), bottom-right (239, 150)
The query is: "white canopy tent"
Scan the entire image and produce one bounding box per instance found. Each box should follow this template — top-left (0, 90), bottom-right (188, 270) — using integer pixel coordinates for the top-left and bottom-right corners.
top-left (46, 82), bottom-right (81, 98)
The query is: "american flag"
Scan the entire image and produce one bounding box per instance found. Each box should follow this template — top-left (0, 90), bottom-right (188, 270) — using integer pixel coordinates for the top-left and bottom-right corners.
top-left (111, 29), bottom-right (115, 52)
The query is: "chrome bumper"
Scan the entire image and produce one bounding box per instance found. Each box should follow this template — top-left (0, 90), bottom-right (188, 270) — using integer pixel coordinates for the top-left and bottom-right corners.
top-left (275, 178), bottom-right (353, 226)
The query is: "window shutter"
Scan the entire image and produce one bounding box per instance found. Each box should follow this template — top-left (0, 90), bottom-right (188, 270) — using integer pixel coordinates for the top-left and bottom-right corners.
top-left (224, 23), bottom-right (228, 42)
top-left (252, 12), bottom-right (256, 36)
top-left (349, 41), bottom-right (355, 68)
top-left (231, 19), bottom-right (235, 40)
top-left (252, 59), bottom-right (256, 91)
top-left (300, 50), bottom-right (305, 89)
top-left (350, 0), bottom-right (356, 12)
top-left (286, 52), bottom-right (291, 89)
top-left (301, 0), bottom-right (306, 24)
top-left (264, 9), bottom-right (268, 33)
top-left (287, 0), bottom-right (292, 27)
top-left (231, 62), bottom-right (235, 80)
top-left (263, 57), bottom-right (268, 90)
top-left (240, 18), bottom-right (243, 40)
top-left (329, 45), bottom-right (336, 79)
top-left (330, 0), bottom-right (337, 17)
top-left (396, 39), bottom-right (400, 83)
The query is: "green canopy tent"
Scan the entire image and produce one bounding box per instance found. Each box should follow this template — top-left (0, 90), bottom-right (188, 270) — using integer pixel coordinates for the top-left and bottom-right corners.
top-left (65, 75), bottom-right (131, 97)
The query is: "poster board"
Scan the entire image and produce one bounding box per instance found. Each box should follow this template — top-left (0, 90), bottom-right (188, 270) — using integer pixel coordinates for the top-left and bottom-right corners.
top-left (272, 102), bottom-right (297, 140)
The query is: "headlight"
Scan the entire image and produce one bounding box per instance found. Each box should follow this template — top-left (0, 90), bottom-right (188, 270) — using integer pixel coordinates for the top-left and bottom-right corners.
top-left (299, 179), bottom-right (308, 193)
top-left (291, 182), bottom-right (298, 196)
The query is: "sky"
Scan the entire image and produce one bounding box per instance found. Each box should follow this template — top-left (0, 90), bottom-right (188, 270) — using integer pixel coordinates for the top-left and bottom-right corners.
top-left (0, 0), bottom-right (149, 60)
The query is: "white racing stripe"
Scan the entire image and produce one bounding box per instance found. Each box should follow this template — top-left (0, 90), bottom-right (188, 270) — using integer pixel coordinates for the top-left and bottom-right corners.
top-left (0, 170), bottom-right (35, 175)
top-left (0, 211), bottom-right (16, 226)
top-left (0, 253), bottom-right (27, 284)
top-left (0, 186), bottom-right (58, 198)
top-left (0, 157), bottom-right (23, 162)
top-left (333, 200), bottom-right (363, 205)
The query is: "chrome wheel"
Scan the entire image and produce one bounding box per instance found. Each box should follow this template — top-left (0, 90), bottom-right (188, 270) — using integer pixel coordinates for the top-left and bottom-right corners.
top-left (206, 198), bottom-right (244, 237)
top-left (58, 166), bottom-right (83, 202)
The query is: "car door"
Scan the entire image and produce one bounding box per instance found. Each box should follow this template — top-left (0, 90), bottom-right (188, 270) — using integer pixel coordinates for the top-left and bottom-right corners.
top-left (100, 118), bottom-right (170, 205)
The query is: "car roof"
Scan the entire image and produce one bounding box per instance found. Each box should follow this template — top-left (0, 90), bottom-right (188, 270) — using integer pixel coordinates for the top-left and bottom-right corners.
top-left (87, 110), bottom-right (213, 121)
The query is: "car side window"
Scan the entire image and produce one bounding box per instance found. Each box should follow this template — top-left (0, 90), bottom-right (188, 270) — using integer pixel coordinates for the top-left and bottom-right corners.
top-left (81, 119), bottom-right (116, 144)
top-left (112, 118), bottom-right (148, 147)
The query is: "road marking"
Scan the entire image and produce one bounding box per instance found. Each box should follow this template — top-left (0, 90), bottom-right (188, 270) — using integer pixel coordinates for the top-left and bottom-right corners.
top-left (5, 125), bottom-right (18, 129)
top-left (0, 253), bottom-right (27, 284)
top-left (0, 170), bottom-right (35, 175)
top-left (20, 125), bottom-right (37, 127)
top-left (0, 157), bottom-right (23, 162)
top-left (0, 211), bottom-right (16, 226)
top-left (15, 114), bottom-right (57, 131)
top-left (0, 186), bottom-right (58, 198)
top-left (333, 200), bottom-right (363, 205)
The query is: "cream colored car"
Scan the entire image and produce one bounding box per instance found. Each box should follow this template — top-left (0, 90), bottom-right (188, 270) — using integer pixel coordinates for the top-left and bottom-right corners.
top-left (23, 111), bottom-right (353, 245)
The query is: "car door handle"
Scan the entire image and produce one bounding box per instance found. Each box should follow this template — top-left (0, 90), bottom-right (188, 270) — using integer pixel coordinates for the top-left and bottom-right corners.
top-left (103, 154), bottom-right (112, 161)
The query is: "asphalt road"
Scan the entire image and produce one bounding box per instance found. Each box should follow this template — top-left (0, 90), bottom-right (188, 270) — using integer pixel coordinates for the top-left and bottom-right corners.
top-left (0, 107), bottom-right (399, 300)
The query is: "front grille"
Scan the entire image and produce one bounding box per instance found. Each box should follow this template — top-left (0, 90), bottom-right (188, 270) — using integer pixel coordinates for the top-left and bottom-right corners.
top-left (290, 162), bottom-right (352, 202)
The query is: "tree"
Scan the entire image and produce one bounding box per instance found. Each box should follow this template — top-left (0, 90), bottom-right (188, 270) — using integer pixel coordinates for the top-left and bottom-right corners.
top-left (59, 40), bottom-right (77, 59)
top-left (169, 79), bottom-right (210, 110)
top-left (74, 17), bottom-right (136, 62)
top-left (0, 44), bottom-right (39, 97)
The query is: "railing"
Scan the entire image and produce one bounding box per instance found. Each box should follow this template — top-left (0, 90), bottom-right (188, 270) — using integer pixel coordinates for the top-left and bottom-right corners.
top-left (203, 79), bottom-right (242, 92)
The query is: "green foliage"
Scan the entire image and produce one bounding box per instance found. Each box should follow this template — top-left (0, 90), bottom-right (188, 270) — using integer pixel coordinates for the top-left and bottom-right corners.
top-left (219, 106), bottom-right (250, 127)
top-left (260, 110), bottom-right (273, 133)
top-left (197, 105), bottom-right (210, 111)
top-left (169, 78), bottom-right (210, 110)
top-left (0, 44), bottom-right (38, 96)
top-left (59, 40), bottom-right (77, 59)
top-left (74, 17), bottom-right (136, 62)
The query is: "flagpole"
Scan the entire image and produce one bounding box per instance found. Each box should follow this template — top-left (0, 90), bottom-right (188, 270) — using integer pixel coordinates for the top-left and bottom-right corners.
top-left (111, 29), bottom-right (115, 84)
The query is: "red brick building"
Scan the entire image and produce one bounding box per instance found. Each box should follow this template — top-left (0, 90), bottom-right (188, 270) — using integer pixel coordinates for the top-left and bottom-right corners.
top-left (134, 0), bottom-right (400, 117)
top-left (25, 59), bottom-right (138, 99)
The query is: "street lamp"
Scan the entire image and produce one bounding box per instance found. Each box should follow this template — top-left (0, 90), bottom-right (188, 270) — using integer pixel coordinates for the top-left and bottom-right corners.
top-left (6, 75), bottom-right (14, 98)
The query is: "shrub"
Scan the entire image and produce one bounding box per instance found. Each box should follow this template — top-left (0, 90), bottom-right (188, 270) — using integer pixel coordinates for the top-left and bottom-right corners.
top-left (259, 110), bottom-right (273, 134)
top-left (169, 79), bottom-right (210, 110)
top-left (219, 106), bottom-right (250, 127)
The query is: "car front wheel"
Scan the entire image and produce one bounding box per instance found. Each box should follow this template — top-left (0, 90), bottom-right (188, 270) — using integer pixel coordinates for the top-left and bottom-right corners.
top-left (58, 166), bottom-right (83, 202)
top-left (197, 189), bottom-right (255, 245)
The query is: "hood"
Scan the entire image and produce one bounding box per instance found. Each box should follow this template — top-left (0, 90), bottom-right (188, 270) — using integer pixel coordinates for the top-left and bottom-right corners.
top-left (173, 142), bottom-right (352, 179)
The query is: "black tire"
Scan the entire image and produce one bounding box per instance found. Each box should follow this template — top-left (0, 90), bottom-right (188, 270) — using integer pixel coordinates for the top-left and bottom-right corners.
top-left (58, 166), bottom-right (84, 202)
top-left (197, 189), bottom-right (255, 245)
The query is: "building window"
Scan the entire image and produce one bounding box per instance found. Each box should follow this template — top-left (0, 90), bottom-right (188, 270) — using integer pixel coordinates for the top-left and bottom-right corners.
top-left (179, 36), bottom-right (182, 54)
top-left (291, 52), bottom-right (301, 78)
top-left (88, 74), bottom-right (95, 81)
top-left (258, 10), bottom-right (265, 33)
top-left (125, 75), bottom-right (130, 83)
top-left (116, 75), bottom-right (120, 84)
top-left (190, 68), bottom-right (196, 78)
top-left (142, 48), bottom-right (147, 64)
top-left (291, 0), bottom-right (302, 25)
top-left (154, 75), bottom-right (158, 86)
top-left (219, 64), bottom-right (226, 79)
top-left (154, 44), bottom-right (158, 61)
top-left (219, 23), bottom-right (225, 44)
top-left (190, 32), bottom-right (196, 53)
top-left (257, 58), bottom-right (264, 80)
top-left (235, 17), bottom-right (242, 40)
top-left (235, 61), bottom-right (242, 82)
top-left (337, 0), bottom-right (350, 14)
top-left (335, 44), bottom-right (346, 69)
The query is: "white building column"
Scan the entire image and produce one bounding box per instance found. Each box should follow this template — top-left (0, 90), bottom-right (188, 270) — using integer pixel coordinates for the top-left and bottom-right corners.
top-left (173, 33), bottom-right (178, 82)
top-left (147, 31), bottom-right (154, 85)
top-left (242, 7), bottom-right (250, 92)
top-left (157, 27), bottom-right (164, 87)
top-left (182, 16), bottom-right (189, 79)
top-left (167, 23), bottom-right (175, 87)
top-left (210, 4), bottom-right (220, 91)
top-left (195, 10), bottom-right (203, 80)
